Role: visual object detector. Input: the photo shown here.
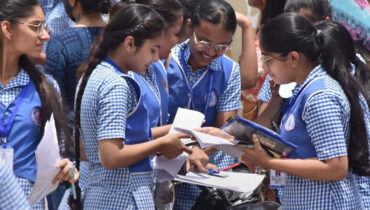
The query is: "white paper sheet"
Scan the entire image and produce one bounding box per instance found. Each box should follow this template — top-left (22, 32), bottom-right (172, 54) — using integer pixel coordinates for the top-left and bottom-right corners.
top-left (153, 152), bottom-right (189, 177)
top-left (175, 171), bottom-right (265, 193)
top-left (154, 108), bottom-right (204, 178)
top-left (185, 130), bottom-right (245, 158)
top-left (28, 115), bottom-right (61, 205)
top-left (169, 108), bottom-right (205, 134)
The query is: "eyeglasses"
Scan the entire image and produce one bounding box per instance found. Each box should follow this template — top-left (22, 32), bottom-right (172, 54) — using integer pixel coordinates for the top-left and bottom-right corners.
top-left (18, 21), bottom-right (48, 37)
top-left (260, 53), bottom-right (287, 70)
top-left (193, 32), bottom-right (231, 54)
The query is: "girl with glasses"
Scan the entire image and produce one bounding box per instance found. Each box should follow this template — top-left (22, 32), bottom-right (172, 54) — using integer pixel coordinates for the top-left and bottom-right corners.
top-left (199, 12), bottom-right (369, 209)
top-left (166, 0), bottom-right (242, 209)
top-left (0, 0), bottom-right (79, 209)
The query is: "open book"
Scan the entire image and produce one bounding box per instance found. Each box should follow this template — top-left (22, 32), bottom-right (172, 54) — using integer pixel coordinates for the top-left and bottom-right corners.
top-left (222, 115), bottom-right (298, 158)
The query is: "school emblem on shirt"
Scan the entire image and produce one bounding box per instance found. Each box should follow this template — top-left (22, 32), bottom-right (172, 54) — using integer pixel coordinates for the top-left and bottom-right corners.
top-left (161, 78), bottom-right (169, 94)
top-left (205, 90), bottom-right (217, 107)
top-left (285, 114), bottom-right (295, 131)
top-left (31, 107), bottom-right (41, 127)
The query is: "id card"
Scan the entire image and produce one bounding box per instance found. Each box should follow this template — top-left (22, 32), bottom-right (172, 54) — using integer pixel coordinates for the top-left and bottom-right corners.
top-left (270, 169), bottom-right (285, 188)
top-left (0, 147), bottom-right (14, 172)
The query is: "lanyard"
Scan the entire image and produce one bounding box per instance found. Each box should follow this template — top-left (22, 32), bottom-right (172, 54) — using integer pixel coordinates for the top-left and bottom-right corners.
top-left (0, 82), bottom-right (31, 148)
top-left (180, 46), bottom-right (214, 114)
top-left (104, 57), bottom-right (125, 74)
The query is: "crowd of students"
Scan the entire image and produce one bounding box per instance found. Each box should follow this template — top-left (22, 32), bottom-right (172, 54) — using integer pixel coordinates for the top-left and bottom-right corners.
top-left (0, 0), bottom-right (369, 209)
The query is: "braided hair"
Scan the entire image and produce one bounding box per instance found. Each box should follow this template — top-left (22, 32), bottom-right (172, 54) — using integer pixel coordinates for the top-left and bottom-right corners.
top-left (70, 4), bottom-right (164, 209)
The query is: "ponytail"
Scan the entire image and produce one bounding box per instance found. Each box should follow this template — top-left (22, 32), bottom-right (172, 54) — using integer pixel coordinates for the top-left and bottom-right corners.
top-left (315, 31), bottom-right (369, 176)
top-left (69, 4), bottom-right (165, 208)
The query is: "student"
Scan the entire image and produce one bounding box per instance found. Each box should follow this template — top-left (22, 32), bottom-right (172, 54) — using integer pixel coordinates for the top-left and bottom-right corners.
top-left (73, 4), bottom-right (192, 209)
top-left (166, 0), bottom-right (242, 209)
top-left (257, 0), bottom-right (332, 129)
top-left (201, 12), bottom-right (369, 209)
top-left (45, 0), bottom-right (110, 209)
top-left (0, 0), bottom-right (79, 209)
top-left (313, 20), bottom-right (370, 209)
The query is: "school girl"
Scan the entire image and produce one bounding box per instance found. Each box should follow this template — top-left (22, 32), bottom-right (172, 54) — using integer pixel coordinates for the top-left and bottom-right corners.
top-left (73, 4), bottom-right (192, 209)
top-left (313, 20), bottom-right (370, 209)
top-left (235, 13), bottom-right (369, 209)
top-left (166, 0), bottom-right (242, 209)
top-left (0, 0), bottom-right (79, 209)
top-left (257, 0), bottom-right (333, 129)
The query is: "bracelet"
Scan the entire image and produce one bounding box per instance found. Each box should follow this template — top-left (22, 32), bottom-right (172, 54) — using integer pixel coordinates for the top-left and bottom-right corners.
top-left (243, 104), bottom-right (258, 116)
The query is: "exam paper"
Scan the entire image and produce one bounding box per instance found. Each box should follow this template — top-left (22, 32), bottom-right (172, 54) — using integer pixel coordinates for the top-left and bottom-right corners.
top-left (186, 130), bottom-right (245, 158)
top-left (175, 171), bottom-right (265, 193)
top-left (153, 108), bottom-right (203, 177)
top-left (153, 152), bottom-right (189, 177)
top-left (29, 115), bottom-right (61, 205)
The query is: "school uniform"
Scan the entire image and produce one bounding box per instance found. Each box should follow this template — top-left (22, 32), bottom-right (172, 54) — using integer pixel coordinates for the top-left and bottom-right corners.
top-left (137, 60), bottom-right (169, 127)
top-left (80, 59), bottom-right (156, 209)
top-left (167, 41), bottom-right (242, 210)
top-left (258, 60), bottom-right (370, 208)
top-left (0, 159), bottom-right (31, 210)
top-left (278, 65), bottom-right (365, 209)
top-left (0, 69), bottom-right (60, 210)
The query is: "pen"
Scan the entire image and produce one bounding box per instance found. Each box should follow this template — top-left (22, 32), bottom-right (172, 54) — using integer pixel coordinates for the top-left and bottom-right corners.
top-left (69, 165), bottom-right (77, 199)
top-left (207, 169), bottom-right (220, 175)
top-left (221, 162), bottom-right (240, 171)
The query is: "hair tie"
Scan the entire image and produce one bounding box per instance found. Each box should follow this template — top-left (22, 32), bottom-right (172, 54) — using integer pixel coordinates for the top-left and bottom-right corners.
top-left (316, 29), bottom-right (322, 36)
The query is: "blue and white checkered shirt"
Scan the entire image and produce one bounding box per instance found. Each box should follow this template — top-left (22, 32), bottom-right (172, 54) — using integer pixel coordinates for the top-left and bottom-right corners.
top-left (0, 159), bottom-right (31, 210)
top-left (79, 61), bottom-right (154, 209)
top-left (38, 0), bottom-right (74, 38)
top-left (140, 65), bottom-right (160, 99)
top-left (172, 41), bottom-right (242, 112)
top-left (280, 66), bottom-right (364, 209)
top-left (257, 74), bottom-right (271, 103)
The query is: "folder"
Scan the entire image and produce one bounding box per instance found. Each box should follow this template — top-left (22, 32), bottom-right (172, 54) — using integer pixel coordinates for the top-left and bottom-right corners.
top-left (222, 115), bottom-right (298, 158)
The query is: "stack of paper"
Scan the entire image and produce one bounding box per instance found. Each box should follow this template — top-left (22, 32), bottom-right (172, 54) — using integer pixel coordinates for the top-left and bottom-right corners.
top-left (29, 115), bottom-right (61, 205)
top-left (175, 171), bottom-right (265, 193)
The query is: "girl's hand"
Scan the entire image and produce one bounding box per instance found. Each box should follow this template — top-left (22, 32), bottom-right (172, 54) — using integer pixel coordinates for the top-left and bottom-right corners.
top-left (195, 127), bottom-right (234, 142)
top-left (235, 134), bottom-right (272, 168)
top-left (269, 79), bottom-right (280, 98)
top-left (52, 158), bottom-right (80, 184)
top-left (235, 12), bottom-right (252, 29)
top-left (159, 133), bottom-right (193, 159)
top-left (186, 145), bottom-right (209, 173)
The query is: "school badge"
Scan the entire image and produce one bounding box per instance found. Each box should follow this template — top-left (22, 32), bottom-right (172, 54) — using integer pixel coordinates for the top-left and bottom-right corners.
top-left (31, 107), bottom-right (41, 127)
top-left (205, 90), bottom-right (217, 107)
top-left (285, 114), bottom-right (295, 131)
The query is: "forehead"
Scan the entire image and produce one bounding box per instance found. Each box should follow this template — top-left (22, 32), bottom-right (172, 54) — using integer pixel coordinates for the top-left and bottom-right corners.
top-left (19, 5), bottom-right (45, 22)
top-left (193, 19), bottom-right (233, 44)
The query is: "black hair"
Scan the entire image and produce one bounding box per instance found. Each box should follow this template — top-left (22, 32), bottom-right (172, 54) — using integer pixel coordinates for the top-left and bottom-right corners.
top-left (284, 0), bottom-right (332, 23)
top-left (63, 0), bottom-right (111, 21)
top-left (178, 0), bottom-right (204, 20)
top-left (191, 0), bottom-right (237, 34)
top-left (314, 21), bottom-right (370, 104)
top-left (260, 13), bottom-right (369, 176)
top-left (260, 0), bottom-right (287, 25)
top-left (135, 0), bottom-right (182, 30)
top-left (72, 3), bottom-right (164, 208)
top-left (0, 1), bottom-right (70, 156)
